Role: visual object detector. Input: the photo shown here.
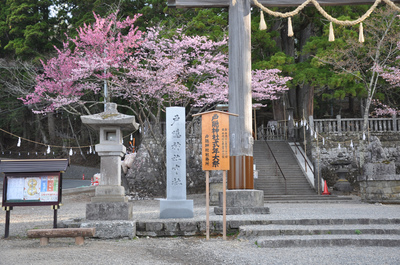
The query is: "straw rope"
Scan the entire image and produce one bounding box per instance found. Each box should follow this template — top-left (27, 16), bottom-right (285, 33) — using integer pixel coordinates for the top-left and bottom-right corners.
top-left (254, 0), bottom-right (400, 26)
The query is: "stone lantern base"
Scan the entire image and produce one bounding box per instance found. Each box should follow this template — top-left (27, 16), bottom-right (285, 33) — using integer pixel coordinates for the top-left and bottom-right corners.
top-left (86, 185), bottom-right (132, 220)
top-left (86, 201), bottom-right (133, 220)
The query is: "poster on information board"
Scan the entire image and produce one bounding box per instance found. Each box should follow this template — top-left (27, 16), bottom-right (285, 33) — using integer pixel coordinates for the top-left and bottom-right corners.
top-left (3, 173), bottom-right (61, 206)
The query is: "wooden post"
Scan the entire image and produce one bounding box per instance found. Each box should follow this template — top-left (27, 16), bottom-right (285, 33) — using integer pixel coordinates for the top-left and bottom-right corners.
top-left (337, 115), bottom-right (342, 132)
top-left (303, 110), bottom-right (307, 172)
top-left (52, 205), bottom-right (58, 228)
top-left (284, 102), bottom-right (287, 140)
top-left (254, 108), bottom-right (257, 140)
top-left (206, 170), bottom-right (210, 240)
top-left (317, 134), bottom-right (321, 195)
top-left (4, 206), bottom-right (12, 238)
top-left (223, 170), bottom-right (227, 241)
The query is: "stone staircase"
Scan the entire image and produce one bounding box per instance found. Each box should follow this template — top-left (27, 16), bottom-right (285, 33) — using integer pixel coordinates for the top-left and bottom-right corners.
top-left (254, 140), bottom-right (316, 197)
top-left (238, 218), bottom-right (400, 247)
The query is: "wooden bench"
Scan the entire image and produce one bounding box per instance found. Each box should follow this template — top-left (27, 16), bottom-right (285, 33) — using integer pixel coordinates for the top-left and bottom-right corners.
top-left (27, 228), bottom-right (96, 246)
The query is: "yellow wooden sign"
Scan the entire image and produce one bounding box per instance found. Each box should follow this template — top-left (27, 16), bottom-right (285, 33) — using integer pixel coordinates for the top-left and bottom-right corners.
top-left (194, 110), bottom-right (238, 171)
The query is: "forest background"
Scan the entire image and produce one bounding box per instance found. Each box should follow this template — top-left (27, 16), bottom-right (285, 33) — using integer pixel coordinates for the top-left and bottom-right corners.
top-left (1, 0), bottom-right (400, 167)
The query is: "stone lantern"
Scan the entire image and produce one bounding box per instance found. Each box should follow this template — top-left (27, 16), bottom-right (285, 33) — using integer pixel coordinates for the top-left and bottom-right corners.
top-left (81, 103), bottom-right (138, 220)
top-left (331, 152), bottom-right (353, 193)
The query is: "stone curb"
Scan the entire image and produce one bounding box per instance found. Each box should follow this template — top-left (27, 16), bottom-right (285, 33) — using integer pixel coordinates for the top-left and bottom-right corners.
top-left (61, 218), bottom-right (400, 238)
top-left (62, 186), bottom-right (96, 195)
top-left (254, 234), bottom-right (400, 248)
top-left (239, 224), bottom-right (400, 238)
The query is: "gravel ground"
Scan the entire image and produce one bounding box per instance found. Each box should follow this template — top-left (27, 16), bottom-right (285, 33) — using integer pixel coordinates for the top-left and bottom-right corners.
top-left (1, 192), bottom-right (400, 265)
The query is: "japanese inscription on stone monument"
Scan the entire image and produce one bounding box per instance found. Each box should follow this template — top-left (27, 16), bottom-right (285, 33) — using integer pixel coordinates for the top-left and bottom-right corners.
top-left (166, 107), bottom-right (186, 199)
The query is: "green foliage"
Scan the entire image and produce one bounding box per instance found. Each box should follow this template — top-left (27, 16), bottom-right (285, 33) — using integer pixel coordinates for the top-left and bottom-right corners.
top-left (3, 0), bottom-right (57, 60)
top-left (184, 8), bottom-right (228, 40)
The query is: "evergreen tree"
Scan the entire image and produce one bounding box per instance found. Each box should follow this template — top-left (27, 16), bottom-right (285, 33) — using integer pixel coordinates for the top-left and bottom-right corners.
top-left (3, 0), bottom-right (58, 61)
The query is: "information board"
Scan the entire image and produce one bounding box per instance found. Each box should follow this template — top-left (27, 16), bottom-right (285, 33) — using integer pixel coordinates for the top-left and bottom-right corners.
top-left (2, 172), bottom-right (61, 206)
top-left (201, 111), bottom-right (231, 171)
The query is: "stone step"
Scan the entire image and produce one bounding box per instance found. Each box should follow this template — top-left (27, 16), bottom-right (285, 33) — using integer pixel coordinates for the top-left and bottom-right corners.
top-left (263, 195), bottom-right (351, 201)
top-left (251, 234), bottom-right (400, 248)
top-left (254, 140), bottom-right (316, 196)
top-left (239, 220), bottom-right (400, 247)
top-left (239, 224), bottom-right (400, 238)
top-left (132, 218), bottom-right (400, 237)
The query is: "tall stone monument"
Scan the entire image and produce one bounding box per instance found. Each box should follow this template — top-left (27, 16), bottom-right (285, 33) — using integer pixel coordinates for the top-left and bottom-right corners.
top-left (160, 107), bottom-right (194, 219)
top-left (81, 103), bottom-right (138, 220)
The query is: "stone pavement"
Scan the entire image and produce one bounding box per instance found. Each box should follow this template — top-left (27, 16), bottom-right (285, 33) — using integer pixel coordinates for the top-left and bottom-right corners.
top-left (1, 189), bottom-right (400, 265)
top-left (2, 186), bottom-right (400, 244)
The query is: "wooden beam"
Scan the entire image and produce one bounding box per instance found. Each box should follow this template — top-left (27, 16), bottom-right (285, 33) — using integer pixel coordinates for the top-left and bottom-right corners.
top-left (168, 0), bottom-right (400, 8)
top-left (27, 228), bottom-right (96, 238)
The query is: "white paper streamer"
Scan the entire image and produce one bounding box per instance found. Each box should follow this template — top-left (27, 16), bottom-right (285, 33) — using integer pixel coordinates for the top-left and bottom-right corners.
top-left (47, 145), bottom-right (51, 154)
top-left (17, 137), bottom-right (21, 147)
top-left (69, 148), bottom-right (73, 156)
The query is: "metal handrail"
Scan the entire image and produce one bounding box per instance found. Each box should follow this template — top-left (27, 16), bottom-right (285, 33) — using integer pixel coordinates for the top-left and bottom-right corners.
top-left (263, 139), bottom-right (287, 195)
top-left (293, 142), bottom-right (314, 175)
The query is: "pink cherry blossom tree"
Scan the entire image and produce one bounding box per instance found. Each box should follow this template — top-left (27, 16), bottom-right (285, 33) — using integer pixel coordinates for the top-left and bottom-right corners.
top-left (114, 26), bottom-right (290, 131)
top-left (378, 36), bottom-right (400, 117)
top-left (21, 12), bottom-right (291, 175)
top-left (21, 12), bottom-right (143, 114)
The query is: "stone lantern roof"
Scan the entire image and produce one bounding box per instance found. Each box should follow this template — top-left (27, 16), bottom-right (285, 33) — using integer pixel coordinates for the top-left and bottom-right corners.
top-left (81, 103), bottom-right (139, 131)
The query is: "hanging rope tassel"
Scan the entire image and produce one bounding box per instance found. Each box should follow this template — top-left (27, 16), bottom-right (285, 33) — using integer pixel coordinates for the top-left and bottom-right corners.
top-left (359, 22), bottom-right (365, 43)
top-left (259, 10), bottom-right (267, 30)
top-left (329, 22), bottom-right (335, 42)
top-left (288, 17), bottom-right (294, 37)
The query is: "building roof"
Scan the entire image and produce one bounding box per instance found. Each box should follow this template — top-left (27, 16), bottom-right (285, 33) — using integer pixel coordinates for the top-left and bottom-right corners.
top-left (0, 159), bottom-right (69, 173)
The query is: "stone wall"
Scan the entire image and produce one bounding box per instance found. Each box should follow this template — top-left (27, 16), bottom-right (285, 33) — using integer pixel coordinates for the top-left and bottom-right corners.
top-left (310, 131), bottom-right (400, 192)
top-left (358, 162), bottom-right (400, 203)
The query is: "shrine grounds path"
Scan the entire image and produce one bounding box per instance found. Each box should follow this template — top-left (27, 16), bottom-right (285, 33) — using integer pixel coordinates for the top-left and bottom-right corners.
top-left (1, 189), bottom-right (400, 264)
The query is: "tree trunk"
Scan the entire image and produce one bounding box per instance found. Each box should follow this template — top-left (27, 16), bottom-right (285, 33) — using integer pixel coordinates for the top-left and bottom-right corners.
top-left (295, 21), bottom-right (315, 120)
top-left (48, 112), bottom-right (56, 142)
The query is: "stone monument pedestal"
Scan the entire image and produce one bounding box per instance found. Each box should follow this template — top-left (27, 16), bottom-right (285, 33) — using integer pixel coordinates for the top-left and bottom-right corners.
top-left (214, 189), bottom-right (269, 215)
top-left (160, 199), bottom-right (194, 219)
